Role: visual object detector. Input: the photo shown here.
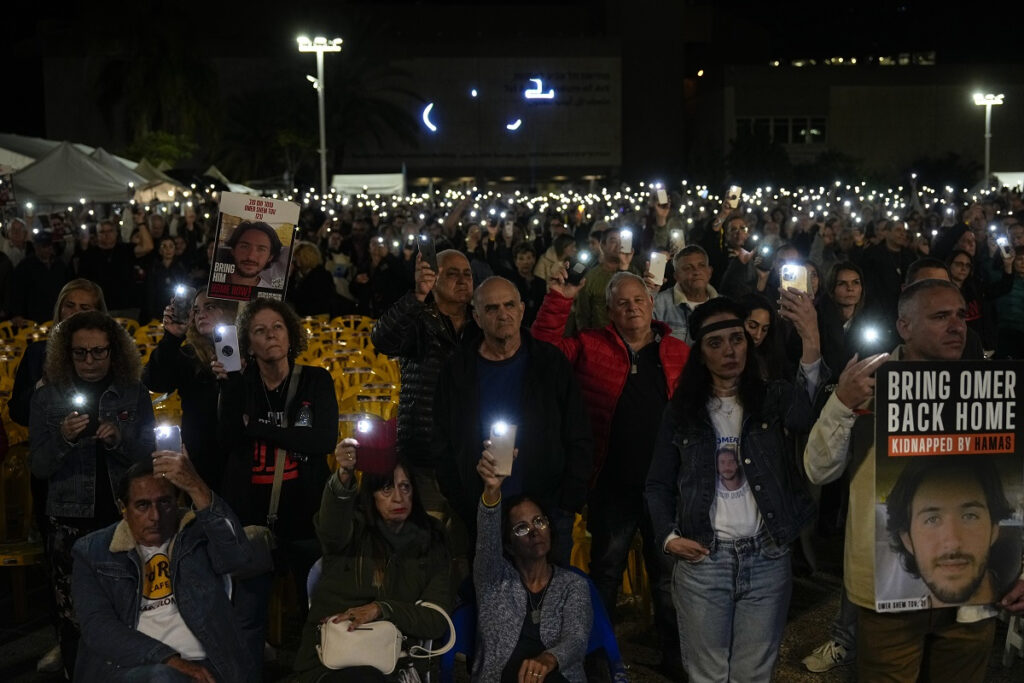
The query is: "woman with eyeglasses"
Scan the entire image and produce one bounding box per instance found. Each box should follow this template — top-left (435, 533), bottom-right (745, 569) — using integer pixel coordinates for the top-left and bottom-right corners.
top-left (294, 438), bottom-right (452, 683)
top-left (28, 310), bottom-right (155, 679)
top-left (143, 287), bottom-right (237, 490)
top-left (473, 449), bottom-right (591, 682)
top-left (946, 248), bottom-right (998, 351)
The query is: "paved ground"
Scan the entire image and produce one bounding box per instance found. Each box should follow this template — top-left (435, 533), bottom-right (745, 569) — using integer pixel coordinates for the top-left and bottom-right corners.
top-left (2, 546), bottom-right (1021, 681)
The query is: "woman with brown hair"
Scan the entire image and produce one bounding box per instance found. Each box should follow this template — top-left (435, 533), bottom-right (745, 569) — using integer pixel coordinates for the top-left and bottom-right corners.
top-left (28, 310), bottom-right (155, 679)
top-left (214, 297), bottom-right (339, 662)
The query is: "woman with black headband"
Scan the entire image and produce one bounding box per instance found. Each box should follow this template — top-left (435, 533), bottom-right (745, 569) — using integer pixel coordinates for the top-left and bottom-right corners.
top-left (645, 296), bottom-right (823, 682)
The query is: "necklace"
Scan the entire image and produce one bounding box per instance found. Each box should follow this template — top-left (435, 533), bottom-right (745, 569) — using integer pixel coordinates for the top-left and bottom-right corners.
top-left (524, 565), bottom-right (553, 625)
top-left (260, 368), bottom-right (291, 426)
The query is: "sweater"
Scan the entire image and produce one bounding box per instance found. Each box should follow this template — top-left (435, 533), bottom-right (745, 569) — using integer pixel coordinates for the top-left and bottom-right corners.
top-left (472, 499), bottom-right (590, 683)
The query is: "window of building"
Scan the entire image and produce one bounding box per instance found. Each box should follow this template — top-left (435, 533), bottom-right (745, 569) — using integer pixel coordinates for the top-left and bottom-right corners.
top-left (734, 116), bottom-right (826, 144)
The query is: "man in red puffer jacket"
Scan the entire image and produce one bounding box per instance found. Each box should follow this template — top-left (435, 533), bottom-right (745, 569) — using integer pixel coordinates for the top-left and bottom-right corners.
top-left (532, 267), bottom-right (689, 677)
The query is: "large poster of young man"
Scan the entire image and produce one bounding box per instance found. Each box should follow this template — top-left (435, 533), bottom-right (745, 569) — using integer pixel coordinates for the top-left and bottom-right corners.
top-left (207, 192), bottom-right (300, 302)
top-left (873, 360), bottom-right (1023, 612)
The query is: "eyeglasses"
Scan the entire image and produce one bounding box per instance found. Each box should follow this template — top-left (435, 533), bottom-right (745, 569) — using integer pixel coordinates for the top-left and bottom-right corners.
top-left (71, 346), bottom-right (110, 361)
top-left (379, 481), bottom-right (413, 496)
top-left (511, 515), bottom-right (550, 537)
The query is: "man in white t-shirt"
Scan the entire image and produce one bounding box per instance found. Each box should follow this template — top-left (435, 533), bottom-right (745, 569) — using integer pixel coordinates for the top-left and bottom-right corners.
top-left (72, 451), bottom-right (256, 682)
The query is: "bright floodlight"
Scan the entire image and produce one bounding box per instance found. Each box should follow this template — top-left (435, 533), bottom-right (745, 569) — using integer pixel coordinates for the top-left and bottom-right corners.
top-left (972, 92), bottom-right (1005, 186)
top-left (972, 93), bottom-right (1004, 106)
top-left (297, 34), bottom-right (343, 194)
top-left (297, 36), bottom-right (342, 52)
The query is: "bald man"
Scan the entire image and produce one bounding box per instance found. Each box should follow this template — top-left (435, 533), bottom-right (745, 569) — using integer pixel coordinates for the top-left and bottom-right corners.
top-left (433, 276), bottom-right (592, 565)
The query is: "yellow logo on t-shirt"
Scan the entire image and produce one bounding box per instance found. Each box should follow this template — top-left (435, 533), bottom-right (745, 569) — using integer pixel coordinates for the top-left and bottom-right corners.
top-left (143, 553), bottom-right (172, 600)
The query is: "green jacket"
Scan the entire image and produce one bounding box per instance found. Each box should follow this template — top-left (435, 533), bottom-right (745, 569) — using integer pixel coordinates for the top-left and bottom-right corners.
top-left (294, 474), bottom-right (452, 678)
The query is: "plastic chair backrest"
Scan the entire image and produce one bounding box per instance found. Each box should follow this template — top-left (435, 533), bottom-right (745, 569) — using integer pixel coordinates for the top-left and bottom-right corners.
top-left (569, 567), bottom-right (628, 681)
top-left (439, 601), bottom-right (477, 683)
top-left (307, 557), bottom-right (323, 608)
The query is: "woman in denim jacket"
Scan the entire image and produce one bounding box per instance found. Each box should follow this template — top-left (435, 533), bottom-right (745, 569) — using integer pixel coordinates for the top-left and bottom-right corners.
top-left (29, 311), bottom-right (156, 679)
top-left (646, 296), bottom-right (821, 682)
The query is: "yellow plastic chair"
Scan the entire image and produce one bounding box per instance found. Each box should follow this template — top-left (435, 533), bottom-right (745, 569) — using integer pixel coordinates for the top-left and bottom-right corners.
top-left (113, 317), bottom-right (140, 336)
top-left (570, 512), bottom-right (592, 572)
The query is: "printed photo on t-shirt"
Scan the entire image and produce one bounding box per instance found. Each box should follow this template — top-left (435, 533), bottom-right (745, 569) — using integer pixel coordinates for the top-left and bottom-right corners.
top-left (716, 445), bottom-right (745, 492)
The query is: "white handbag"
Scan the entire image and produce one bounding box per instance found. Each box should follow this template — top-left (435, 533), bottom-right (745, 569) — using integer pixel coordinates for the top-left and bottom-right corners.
top-left (316, 601), bottom-right (456, 674)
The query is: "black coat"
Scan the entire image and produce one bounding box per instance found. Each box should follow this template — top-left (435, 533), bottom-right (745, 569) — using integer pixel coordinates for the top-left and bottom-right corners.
top-left (432, 332), bottom-right (593, 529)
top-left (143, 332), bottom-right (225, 490)
top-left (370, 292), bottom-right (481, 468)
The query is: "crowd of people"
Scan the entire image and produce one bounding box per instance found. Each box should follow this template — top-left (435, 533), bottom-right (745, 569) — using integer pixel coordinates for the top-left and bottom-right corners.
top-left (1, 178), bottom-right (1023, 683)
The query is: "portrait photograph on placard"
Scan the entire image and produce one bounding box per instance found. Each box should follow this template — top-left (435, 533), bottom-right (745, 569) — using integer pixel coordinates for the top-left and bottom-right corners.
top-left (873, 360), bottom-right (1024, 613)
top-left (207, 192), bottom-right (300, 302)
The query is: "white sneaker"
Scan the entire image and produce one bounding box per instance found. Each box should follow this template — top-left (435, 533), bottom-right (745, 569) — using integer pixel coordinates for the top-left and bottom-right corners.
top-left (801, 640), bottom-right (853, 673)
top-left (36, 644), bottom-right (62, 673)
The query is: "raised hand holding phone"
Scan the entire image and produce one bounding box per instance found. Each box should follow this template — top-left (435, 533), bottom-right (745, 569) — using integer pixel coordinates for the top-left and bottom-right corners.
top-left (414, 252), bottom-right (438, 302)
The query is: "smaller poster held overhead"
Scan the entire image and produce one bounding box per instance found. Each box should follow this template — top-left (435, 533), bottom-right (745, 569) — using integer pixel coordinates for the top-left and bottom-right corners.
top-left (207, 192), bottom-right (300, 302)
top-left (873, 360), bottom-right (1023, 614)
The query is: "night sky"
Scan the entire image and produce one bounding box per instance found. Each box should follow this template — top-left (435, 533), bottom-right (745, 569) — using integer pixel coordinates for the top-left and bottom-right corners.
top-left (3, 1), bottom-right (1022, 179)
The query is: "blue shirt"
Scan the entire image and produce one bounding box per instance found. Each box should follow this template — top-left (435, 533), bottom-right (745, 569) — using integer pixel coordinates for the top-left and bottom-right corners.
top-left (477, 344), bottom-right (529, 496)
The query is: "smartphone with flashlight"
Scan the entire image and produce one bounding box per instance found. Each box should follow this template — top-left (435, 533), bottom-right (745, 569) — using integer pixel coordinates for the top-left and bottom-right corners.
top-left (214, 324), bottom-right (241, 372)
top-left (655, 188), bottom-right (669, 205)
top-left (154, 424), bottom-right (182, 453)
top-left (649, 251), bottom-right (668, 286)
top-left (997, 236), bottom-right (1013, 259)
top-left (726, 185), bottom-right (742, 209)
top-left (780, 264), bottom-right (809, 294)
top-left (418, 235), bottom-right (438, 271)
top-left (489, 421), bottom-right (517, 477)
top-left (171, 284), bottom-right (196, 324)
top-left (619, 229), bottom-right (633, 254)
top-left (69, 392), bottom-right (98, 438)
top-left (566, 251), bottom-right (591, 285)
top-left (669, 229), bottom-right (685, 252)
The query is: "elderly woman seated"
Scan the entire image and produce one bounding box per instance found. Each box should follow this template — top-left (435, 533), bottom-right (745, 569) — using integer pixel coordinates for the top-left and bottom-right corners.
top-left (293, 424), bottom-right (452, 683)
top-left (473, 448), bottom-right (591, 682)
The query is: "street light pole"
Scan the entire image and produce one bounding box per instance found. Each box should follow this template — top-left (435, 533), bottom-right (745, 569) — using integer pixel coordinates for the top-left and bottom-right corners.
top-left (297, 36), bottom-right (343, 195)
top-left (972, 92), bottom-right (1004, 187)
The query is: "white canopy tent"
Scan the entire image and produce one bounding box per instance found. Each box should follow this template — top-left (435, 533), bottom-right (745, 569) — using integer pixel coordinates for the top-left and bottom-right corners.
top-left (90, 147), bottom-right (148, 188)
top-left (13, 141), bottom-right (134, 205)
top-left (204, 165), bottom-right (260, 195)
top-left (0, 132), bottom-right (136, 171)
top-left (133, 158), bottom-right (187, 203)
top-left (330, 172), bottom-right (406, 196)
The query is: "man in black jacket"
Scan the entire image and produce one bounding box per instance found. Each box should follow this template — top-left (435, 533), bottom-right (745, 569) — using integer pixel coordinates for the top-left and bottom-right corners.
top-left (370, 249), bottom-right (480, 514)
top-left (433, 276), bottom-right (592, 565)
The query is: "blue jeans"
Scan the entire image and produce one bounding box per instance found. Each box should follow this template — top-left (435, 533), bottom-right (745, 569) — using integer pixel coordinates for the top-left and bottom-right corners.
top-left (116, 661), bottom-right (217, 682)
top-left (671, 531), bottom-right (792, 683)
top-left (830, 587), bottom-right (858, 651)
